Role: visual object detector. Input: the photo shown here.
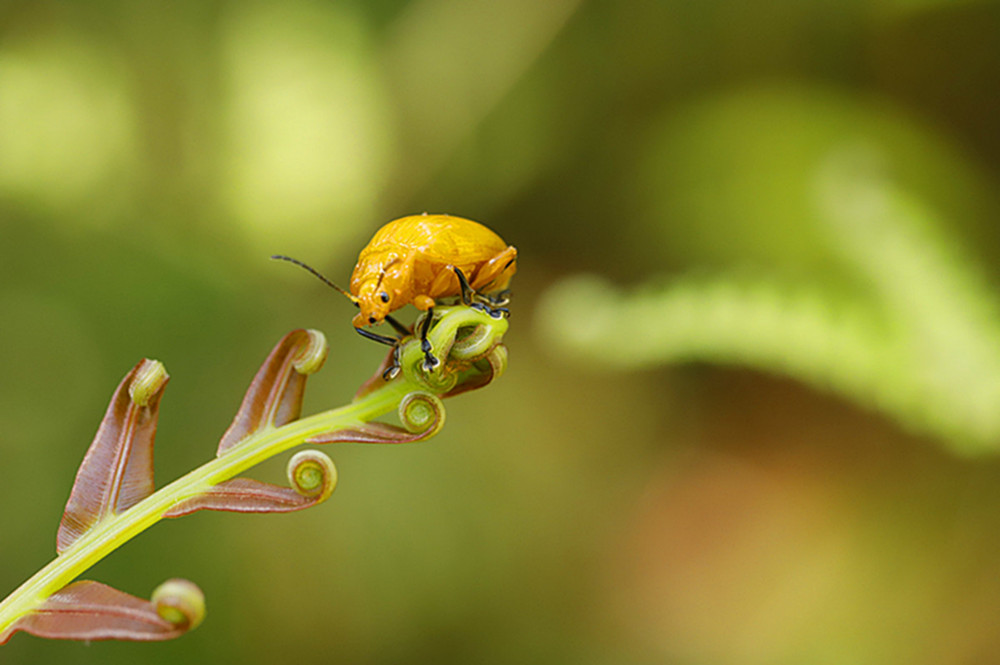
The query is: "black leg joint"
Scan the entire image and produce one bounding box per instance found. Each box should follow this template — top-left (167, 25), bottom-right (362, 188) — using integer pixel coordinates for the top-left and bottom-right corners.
top-left (453, 267), bottom-right (475, 306)
top-left (417, 308), bottom-right (440, 370)
top-left (355, 327), bottom-right (400, 347)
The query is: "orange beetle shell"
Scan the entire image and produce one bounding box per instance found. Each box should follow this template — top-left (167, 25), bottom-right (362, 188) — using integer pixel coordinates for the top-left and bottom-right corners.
top-left (349, 214), bottom-right (517, 327)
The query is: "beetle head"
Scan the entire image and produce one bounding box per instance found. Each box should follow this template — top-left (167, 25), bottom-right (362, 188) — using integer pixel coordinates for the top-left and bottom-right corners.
top-left (353, 282), bottom-right (394, 327)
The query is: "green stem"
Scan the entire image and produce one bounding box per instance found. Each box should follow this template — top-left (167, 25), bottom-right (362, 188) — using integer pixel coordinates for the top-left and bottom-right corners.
top-left (0, 373), bottom-right (413, 636)
top-left (0, 304), bottom-right (508, 639)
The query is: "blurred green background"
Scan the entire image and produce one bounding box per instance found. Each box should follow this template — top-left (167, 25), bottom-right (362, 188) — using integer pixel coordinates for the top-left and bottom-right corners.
top-left (3, 0), bottom-right (1000, 662)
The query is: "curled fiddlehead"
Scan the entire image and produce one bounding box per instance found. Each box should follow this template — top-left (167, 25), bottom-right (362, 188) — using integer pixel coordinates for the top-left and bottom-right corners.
top-left (152, 579), bottom-right (206, 632)
top-left (399, 392), bottom-right (446, 435)
top-left (287, 449), bottom-right (338, 501)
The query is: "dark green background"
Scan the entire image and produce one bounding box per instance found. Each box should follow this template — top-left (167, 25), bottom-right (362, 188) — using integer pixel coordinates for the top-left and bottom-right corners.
top-left (2, 1), bottom-right (1000, 662)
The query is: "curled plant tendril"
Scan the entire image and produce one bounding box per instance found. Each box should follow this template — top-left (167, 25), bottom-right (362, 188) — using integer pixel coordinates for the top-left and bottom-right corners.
top-left (291, 329), bottom-right (329, 375)
top-left (448, 323), bottom-right (497, 361)
top-left (287, 450), bottom-right (338, 501)
top-left (443, 343), bottom-right (508, 398)
top-left (354, 305), bottom-right (509, 400)
top-left (128, 359), bottom-right (169, 407)
top-left (307, 392), bottom-right (446, 446)
top-left (399, 392), bottom-right (446, 435)
top-left (152, 579), bottom-right (206, 632)
top-left (0, 304), bottom-right (509, 646)
top-left (415, 361), bottom-right (460, 393)
top-left (164, 449), bottom-right (338, 516)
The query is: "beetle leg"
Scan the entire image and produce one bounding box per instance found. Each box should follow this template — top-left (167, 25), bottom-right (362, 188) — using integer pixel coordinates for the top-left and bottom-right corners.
top-left (384, 313), bottom-right (412, 338)
top-left (356, 313), bottom-right (431, 379)
top-left (355, 327), bottom-right (399, 347)
top-left (355, 327), bottom-right (404, 379)
top-left (454, 267), bottom-right (510, 318)
top-left (470, 301), bottom-right (508, 319)
top-left (382, 345), bottom-right (402, 381)
top-left (418, 309), bottom-right (440, 370)
top-left (452, 267), bottom-right (476, 306)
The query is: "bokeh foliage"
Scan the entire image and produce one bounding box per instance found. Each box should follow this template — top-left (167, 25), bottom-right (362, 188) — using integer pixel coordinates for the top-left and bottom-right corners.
top-left (1, 0), bottom-right (999, 663)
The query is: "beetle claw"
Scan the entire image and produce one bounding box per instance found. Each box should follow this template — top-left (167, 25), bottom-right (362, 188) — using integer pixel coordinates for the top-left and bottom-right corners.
top-left (488, 290), bottom-right (511, 307)
top-left (420, 331), bottom-right (440, 369)
top-left (381, 344), bottom-right (403, 380)
top-left (421, 353), bottom-right (441, 371)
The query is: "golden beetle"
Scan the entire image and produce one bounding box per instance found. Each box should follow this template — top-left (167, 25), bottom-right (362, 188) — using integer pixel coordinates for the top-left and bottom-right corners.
top-left (348, 213), bottom-right (517, 328)
top-left (273, 213), bottom-right (516, 374)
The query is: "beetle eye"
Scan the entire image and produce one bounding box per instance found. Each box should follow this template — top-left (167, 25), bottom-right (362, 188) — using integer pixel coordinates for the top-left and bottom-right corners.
top-left (379, 292), bottom-right (390, 303)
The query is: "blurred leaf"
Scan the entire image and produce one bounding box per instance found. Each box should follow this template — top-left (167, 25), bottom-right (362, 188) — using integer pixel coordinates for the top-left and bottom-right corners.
top-left (539, 146), bottom-right (1000, 451)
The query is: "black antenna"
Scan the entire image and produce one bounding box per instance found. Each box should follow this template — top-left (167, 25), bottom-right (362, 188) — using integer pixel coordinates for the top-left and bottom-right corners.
top-left (272, 254), bottom-right (412, 338)
top-left (270, 255), bottom-right (356, 302)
